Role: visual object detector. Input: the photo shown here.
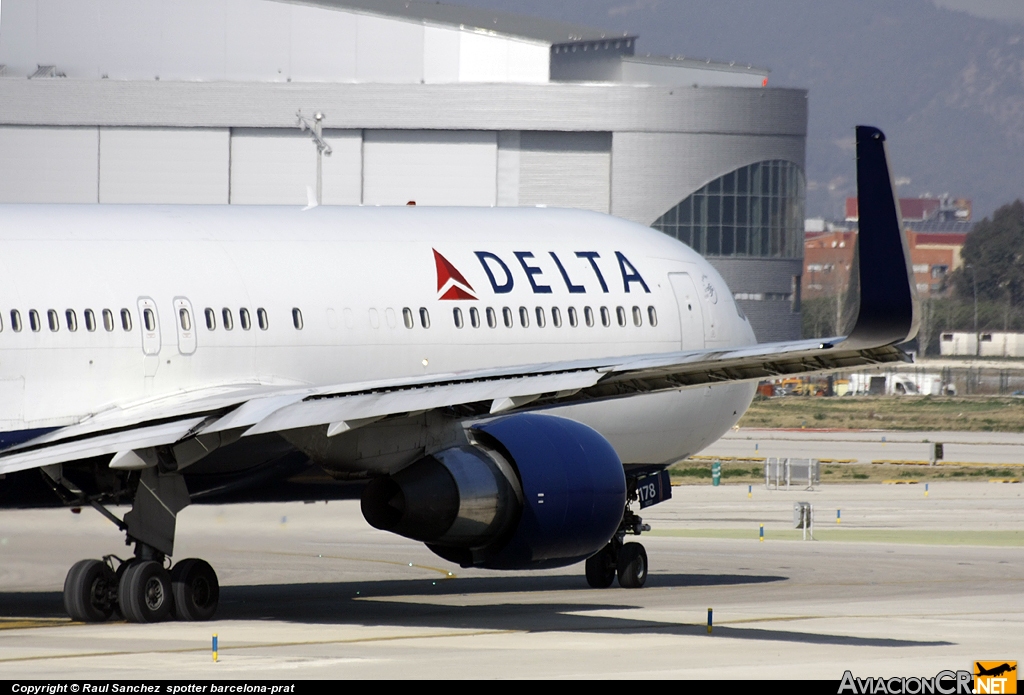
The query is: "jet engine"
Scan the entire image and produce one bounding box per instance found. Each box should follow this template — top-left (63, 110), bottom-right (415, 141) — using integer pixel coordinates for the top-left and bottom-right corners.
top-left (360, 413), bottom-right (626, 569)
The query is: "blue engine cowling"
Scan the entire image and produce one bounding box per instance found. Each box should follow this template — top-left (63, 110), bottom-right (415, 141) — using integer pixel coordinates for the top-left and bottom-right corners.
top-left (360, 413), bottom-right (626, 570)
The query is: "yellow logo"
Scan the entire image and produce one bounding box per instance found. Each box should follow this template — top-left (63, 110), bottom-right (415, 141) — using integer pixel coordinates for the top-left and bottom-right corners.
top-left (974, 661), bottom-right (1017, 694)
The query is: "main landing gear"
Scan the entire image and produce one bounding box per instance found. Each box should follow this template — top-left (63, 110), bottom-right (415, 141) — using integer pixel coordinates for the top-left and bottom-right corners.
top-left (585, 503), bottom-right (651, 589)
top-left (63, 553), bottom-right (219, 623)
top-left (58, 467), bottom-right (221, 623)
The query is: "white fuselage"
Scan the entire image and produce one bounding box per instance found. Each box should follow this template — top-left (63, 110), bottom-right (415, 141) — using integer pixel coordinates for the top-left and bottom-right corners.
top-left (0, 204), bottom-right (756, 467)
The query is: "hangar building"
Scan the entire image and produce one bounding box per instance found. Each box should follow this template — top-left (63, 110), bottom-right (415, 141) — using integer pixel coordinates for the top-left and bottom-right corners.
top-left (0, 0), bottom-right (807, 341)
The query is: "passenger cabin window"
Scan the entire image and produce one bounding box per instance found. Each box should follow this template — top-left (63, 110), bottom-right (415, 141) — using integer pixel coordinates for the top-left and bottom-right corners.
top-left (519, 307), bottom-right (529, 328)
top-left (584, 307), bottom-right (595, 327)
top-left (257, 308), bottom-right (268, 330)
top-left (403, 308), bottom-right (414, 329)
top-left (48, 309), bottom-right (59, 332)
top-left (453, 308), bottom-right (464, 329)
top-left (648, 306), bottom-right (658, 327)
top-left (535, 307), bottom-right (546, 328)
top-left (66, 309), bottom-right (77, 332)
top-left (205, 308), bottom-right (216, 330)
top-left (551, 306), bottom-right (562, 328)
top-left (486, 307), bottom-right (497, 328)
top-left (29, 310), bottom-right (40, 332)
top-left (102, 309), bottom-right (114, 332)
top-left (239, 308), bottom-right (251, 331)
top-left (84, 309), bottom-right (96, 332)
top-left (470, 307), bottom-right (480, 328)
top-left (419, 308), bottom-right (430, 329)
top-left (568, 307), bottom-right (578, 328)
top-left (120, 309), bottom-right (132, 332)
top-left (143, 308), bottom-right (156, 332)
top-left (291, 308), bottom-right (303, 330)
top-left (11, 310), bottom-right (22, 333)
top-left (502, 307), bottom-right (513, 328)
top-left (632, 306), bottom-right (643, 327)
top-left (222, 308), bottom-right (234, 331)
top-left (600, 307), bottom-right (611, 327)
top-left (616, 306), bottom-right (627, 327)
top-left (179, 307), bottom-right (191, 331)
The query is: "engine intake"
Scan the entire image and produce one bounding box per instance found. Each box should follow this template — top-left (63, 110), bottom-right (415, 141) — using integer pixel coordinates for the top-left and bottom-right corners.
top-left (360, 413), bottom-right (626, 570)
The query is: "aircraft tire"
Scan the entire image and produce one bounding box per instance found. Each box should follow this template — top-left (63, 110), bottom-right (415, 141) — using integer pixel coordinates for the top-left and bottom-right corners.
top-left (63, 559), bottom-right (117, 622)
top-left (171, 558), bottom-right (219, 621)
top-left (616, 542), bottom-right (648, 589)
top-left (118, 560), bottom-right (173, 623)
top-left (585, 544), bottom-right (616, 588)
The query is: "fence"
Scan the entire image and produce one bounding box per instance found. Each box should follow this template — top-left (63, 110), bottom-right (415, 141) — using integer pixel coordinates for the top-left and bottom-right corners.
top-left (765, 457), bottom-right (820, 490)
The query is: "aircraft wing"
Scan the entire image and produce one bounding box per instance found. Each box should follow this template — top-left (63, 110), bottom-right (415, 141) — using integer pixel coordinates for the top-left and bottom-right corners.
top-left (0, 126), bottom-right (916, 476)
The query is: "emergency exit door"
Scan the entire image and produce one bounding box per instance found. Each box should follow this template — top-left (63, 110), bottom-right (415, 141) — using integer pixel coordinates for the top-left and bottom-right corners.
top-left (173, 297), bottom-right (197, 355)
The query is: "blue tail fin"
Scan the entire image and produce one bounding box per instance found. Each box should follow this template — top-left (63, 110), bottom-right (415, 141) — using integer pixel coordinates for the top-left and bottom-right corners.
top-left (844, 126), bottom-right (919, 348)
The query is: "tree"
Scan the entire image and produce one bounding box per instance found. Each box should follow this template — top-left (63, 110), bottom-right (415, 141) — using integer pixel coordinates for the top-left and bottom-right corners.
top-left (954, 200), bottom-right (1024, 304)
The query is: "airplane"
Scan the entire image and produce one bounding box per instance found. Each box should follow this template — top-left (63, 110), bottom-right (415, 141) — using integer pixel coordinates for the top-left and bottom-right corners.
top-left (0, 125), bottom-right (917, 623)
top-left (975, 663), bottom-right (1016, 678)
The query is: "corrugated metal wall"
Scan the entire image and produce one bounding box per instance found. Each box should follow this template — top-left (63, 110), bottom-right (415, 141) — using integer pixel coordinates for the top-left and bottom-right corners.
top-left (99, 128), bottom-right (228, 204)
top-left (362, 130), bottom-right (497, 207)
top-left (0, 126), bottom-right (98, 203)
top-left (0, 0), bottom-right (549, 84)
top-left (230, 128), bottom-right (314, 205)
top-left (321, 131), bottom-right (363, 206)
top-left (518, 132), bottom-right (611, 213)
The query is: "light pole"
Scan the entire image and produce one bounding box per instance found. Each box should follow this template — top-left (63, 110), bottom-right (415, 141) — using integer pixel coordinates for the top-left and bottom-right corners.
top-left (297, 110), bottom-right (332, 205)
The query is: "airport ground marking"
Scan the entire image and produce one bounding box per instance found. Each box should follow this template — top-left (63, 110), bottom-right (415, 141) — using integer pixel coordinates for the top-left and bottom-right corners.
top-left (0, 628), bottom-right (514, 663)
top-left (0, 617), bottom-right (71, 630)
top-left (647, 528), bottom-right (1024, 546)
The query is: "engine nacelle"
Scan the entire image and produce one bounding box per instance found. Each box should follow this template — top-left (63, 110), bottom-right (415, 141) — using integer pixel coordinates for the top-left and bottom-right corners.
top-left (360, 413), bottom-right (626, 570)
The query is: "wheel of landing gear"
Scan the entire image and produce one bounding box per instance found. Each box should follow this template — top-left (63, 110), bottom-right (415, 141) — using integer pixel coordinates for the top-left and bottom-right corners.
top-left (616, 542), bottom-right (648, 589)
top-left (171, 558), bottom-right (220, 621)
top-left (63, 559), bottom-right (117, 622)
top-left (118, 560), bottom-right (173, 623)
top-left (585, 545), bottom-right (617, 588)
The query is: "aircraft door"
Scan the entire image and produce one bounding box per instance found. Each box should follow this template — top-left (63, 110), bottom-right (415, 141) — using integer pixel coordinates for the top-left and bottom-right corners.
top-left (668, 272), bottom-right (705, 350)
top-left (137, 297), bottom-right (161, 356)
top-left (173, 297), bottom-right (197, 355)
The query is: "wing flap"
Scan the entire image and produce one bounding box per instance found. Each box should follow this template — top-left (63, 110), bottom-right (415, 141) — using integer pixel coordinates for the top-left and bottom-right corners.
top-left (0, 417), bottom-right (206, 476)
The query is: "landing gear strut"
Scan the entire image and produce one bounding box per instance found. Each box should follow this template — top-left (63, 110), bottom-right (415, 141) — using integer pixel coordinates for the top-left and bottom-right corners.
top-left (58, 466), bottom-right (221, 623)
top-left (586, 493), bottom-right (651, 589)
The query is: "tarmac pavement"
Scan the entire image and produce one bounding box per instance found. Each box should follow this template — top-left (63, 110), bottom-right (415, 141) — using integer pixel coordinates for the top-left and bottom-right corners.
top-left (1, 480), bottom-right (1021, 679)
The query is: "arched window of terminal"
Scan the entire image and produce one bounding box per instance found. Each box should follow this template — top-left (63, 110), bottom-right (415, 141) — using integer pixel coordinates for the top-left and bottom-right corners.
top-left (651, 160), bottom-right (805, 259)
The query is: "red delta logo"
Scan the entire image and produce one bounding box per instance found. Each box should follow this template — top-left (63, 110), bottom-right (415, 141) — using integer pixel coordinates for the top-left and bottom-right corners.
top-left (433, 249), bottom-right (477, 300)
top-left (432, 247), bottom-right (650, 299)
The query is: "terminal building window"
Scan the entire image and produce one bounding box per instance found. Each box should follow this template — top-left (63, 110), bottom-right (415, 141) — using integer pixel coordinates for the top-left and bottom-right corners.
top-left (651, 160), bottom-right (805, 259)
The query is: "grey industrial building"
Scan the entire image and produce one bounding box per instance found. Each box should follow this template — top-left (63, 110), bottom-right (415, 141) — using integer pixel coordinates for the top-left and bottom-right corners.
top-left (0, 0), bottom-right (807, 341)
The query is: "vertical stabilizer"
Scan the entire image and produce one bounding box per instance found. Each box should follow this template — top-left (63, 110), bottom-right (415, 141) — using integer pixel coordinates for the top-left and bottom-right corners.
top-left (843, 126), bottom-right (919, 348)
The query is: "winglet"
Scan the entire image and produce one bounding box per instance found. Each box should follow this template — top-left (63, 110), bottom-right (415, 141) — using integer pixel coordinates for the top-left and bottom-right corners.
top-left (843, 126), bottom-right (919, 348)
